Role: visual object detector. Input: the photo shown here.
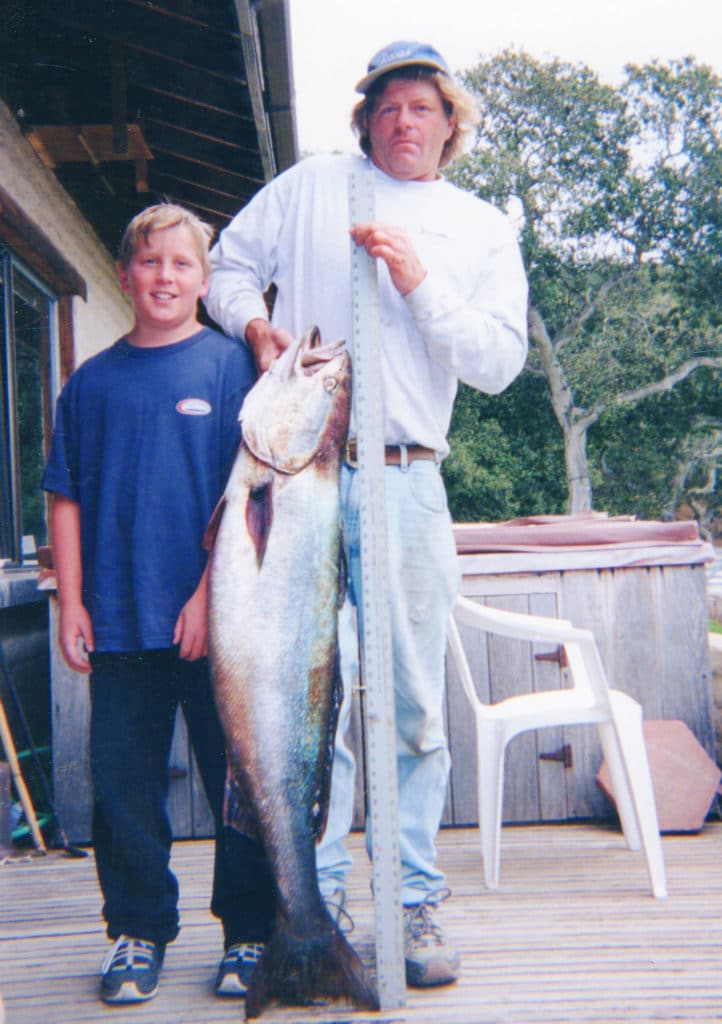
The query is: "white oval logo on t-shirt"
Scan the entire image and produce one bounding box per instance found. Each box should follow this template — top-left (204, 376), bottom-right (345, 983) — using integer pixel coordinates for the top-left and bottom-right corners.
top-left (176, 398), bottom-right (212, 416)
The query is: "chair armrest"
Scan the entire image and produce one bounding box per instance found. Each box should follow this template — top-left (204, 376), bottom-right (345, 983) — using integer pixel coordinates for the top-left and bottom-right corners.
top-left (454, 594), bottom-right (592, 646)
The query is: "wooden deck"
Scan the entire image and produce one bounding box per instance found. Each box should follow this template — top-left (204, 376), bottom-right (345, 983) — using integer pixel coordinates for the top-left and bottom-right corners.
top-left (2, 822), bottom-right (722, 1024)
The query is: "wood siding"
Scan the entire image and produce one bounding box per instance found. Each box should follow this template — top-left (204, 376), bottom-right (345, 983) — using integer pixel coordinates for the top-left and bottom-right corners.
top-left (49, 561), bottom-right (714, 841)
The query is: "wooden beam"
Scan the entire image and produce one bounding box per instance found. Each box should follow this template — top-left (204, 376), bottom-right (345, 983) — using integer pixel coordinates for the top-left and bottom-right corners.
top-left (143, 120), bottom-right (264, 181)
top-left (38, 0), bottom-right (245, 79)
top-left (233, 0), bottom-right (276, 181)
top-left (256, 0), bottom-right (298, 171)
top-left (24, 125), bottom-right (153, 165)
top-left (0, 187), bottom-right (87, 300)
top-left (57, 295), bottom-right (76, 383)
top-left (147, 152), bottom-right (263, 198)
top-left (111, 40), bottom-right (128, 156)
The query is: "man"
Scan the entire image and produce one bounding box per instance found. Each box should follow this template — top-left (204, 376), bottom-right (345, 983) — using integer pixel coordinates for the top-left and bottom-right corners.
top-left (205, 39), bottom-right (528, 989)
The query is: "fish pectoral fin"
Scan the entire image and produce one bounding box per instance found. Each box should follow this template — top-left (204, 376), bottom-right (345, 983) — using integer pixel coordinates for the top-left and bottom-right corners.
top-left (314, 651), bottom-right (343, 842)
top-left (337, 542), bottom-right (348, 610)
top-left (203, 495), bottom-right (227, 552)
top-left (246, 479), bottom-right (274, 568)
top-left (223, 772), bottom-right (259, 839)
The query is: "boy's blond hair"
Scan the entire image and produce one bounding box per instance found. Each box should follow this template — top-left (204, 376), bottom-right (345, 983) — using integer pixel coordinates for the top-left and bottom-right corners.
top-left (118, 203), bottom-right (215, 275)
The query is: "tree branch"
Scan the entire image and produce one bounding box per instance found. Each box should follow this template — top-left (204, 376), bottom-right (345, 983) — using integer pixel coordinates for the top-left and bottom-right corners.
top-left (581, 355), bottom-right (722, 428)
top-left (528, 305), bottom-right (576, 430)
top-left (555, 277), bottom-right (617, 354)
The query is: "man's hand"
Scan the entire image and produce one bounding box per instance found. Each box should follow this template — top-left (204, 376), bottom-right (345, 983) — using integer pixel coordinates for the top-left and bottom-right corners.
top-left (245, 319), bottom-right (295, 373)
top-left (351, 222), bottom-right (427, 296)
top-left (58, 601), bottom-right (94, 674)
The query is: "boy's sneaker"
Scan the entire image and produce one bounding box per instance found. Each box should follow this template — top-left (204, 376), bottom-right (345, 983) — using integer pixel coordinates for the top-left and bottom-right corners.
top-left (215, 942), bottom-right (264, 996)
top-left (100, 935), bottom-right (164, 1003)
top-left (403, 894), bottom-right (460, 988)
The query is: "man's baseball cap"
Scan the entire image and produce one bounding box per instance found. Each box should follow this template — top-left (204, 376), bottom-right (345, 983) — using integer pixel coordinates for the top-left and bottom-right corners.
top-left (355, 41), bottom-right (451, 94)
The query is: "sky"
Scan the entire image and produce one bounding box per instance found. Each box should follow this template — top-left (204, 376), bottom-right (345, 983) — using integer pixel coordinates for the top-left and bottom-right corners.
top-left (287, 0), bottom-right (722, 155)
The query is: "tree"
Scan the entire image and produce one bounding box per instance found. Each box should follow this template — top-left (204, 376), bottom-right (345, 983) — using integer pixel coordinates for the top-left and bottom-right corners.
top-left (443, 375), bottom-right (567, 522)
top-left (448, 52), bottom-right (722, 515)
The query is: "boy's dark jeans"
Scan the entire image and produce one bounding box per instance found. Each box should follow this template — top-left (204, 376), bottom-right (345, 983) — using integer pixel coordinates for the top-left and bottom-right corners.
top-left (89, 649), bottom-right (276, 948)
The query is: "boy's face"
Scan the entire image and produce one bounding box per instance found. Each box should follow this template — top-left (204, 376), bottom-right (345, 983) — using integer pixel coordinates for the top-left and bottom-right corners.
top-left (118, 224), bottom-right (209, 341)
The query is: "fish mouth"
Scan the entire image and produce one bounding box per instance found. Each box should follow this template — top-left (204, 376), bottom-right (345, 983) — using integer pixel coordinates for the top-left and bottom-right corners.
top-left (299, 344), bottom-right (345, 370)
top-left (297, 327), bottom-right (347, 375)
top-left (269, 326), bottom-right (348, 384)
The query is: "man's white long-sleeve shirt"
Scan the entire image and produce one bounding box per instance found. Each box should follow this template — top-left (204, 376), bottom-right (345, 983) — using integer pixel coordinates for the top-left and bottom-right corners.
top-left (206, 153), bottom-right (528, 456)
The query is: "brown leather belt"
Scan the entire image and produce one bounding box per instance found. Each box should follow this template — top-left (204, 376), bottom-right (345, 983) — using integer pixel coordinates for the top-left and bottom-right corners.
top-left (344, 441), bottom-right (437, 468)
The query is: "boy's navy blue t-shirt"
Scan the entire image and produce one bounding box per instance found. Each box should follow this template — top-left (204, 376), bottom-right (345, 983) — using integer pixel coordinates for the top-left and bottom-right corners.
top-left (42, 327), bottom-right (256, 652)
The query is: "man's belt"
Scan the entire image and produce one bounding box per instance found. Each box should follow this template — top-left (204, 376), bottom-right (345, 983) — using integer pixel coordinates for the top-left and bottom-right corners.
top-left (344, 441), bottom-right (436, 468)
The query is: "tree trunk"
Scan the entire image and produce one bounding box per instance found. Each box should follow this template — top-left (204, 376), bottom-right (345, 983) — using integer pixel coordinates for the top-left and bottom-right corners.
top-left (565, 421), bottom-right (593, 513)
top-left (528, 306), bottom-right (595, 513)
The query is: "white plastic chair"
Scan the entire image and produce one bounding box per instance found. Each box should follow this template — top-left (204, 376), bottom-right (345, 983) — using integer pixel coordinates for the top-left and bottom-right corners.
top-left (447, 595), bottom-right (667, 899)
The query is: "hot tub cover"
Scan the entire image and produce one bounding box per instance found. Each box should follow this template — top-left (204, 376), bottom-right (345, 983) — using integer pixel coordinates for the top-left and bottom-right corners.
top-left (453, 513), bottom-right (714, 572)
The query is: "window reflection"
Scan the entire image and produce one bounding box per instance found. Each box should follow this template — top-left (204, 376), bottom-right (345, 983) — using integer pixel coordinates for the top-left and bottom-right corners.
top-left (14, 271), bottom-right (51, 554)
top-left (1, 248), bottom-right (57, 563)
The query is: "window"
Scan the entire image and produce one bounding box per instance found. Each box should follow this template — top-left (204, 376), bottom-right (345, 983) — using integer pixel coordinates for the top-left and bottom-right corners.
top-left (1, 245), bottom-right (60, 565)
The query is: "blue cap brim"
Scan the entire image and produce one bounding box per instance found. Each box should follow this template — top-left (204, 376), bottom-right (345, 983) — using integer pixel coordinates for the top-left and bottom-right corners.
top-left (355, 49), bottom-right (450, 94)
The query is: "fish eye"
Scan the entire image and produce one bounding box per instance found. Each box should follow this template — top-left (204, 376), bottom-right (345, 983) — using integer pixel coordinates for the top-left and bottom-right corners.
top-left (323, 376), bottom-right (337, 392)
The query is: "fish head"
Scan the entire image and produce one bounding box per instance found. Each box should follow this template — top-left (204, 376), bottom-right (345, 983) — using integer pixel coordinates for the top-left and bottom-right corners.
top-left (240, 326), bottom-right (351, 474)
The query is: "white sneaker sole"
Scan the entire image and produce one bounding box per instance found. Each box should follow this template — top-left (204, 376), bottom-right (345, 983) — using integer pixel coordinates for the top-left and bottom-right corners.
top-left (101, 979), bottom-right (158, 1003)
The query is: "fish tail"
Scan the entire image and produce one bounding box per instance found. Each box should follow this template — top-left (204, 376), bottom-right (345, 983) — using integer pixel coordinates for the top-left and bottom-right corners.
top-left (244, 924), bottom-right (379, 1018)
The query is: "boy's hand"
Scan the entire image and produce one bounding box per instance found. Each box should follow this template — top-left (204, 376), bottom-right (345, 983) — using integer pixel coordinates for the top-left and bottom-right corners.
top-left (58, 602), bottom-right (94, 674)
top-left (174, 584), bottom-right (208, 661)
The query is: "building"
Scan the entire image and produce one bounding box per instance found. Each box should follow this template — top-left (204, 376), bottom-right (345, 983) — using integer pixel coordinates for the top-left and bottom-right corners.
top-left (0, 0), bottom-right (297, 835)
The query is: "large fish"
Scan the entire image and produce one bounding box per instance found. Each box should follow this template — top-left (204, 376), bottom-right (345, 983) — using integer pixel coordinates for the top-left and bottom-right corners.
top-left (206, 326), bottom-right (378, 1018)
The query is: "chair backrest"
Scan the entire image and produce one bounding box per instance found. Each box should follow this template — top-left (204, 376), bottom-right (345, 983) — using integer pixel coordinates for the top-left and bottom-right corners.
top-left (448, 595), bottom-right (615, 712)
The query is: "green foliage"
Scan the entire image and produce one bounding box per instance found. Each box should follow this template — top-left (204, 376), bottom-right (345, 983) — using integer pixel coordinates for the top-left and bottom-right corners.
top-left (445, 50), bottom-right (722, 524)
top-left (443, 378), bottom-right (567, 522)
top-left (454, 51), bottom-right (633, 269)
top-left (591, 404), bottom-right (685, 518)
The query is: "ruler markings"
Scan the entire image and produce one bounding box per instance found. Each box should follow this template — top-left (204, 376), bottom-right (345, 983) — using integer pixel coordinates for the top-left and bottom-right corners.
top-left (348, 165), bottom-right (405, 1010)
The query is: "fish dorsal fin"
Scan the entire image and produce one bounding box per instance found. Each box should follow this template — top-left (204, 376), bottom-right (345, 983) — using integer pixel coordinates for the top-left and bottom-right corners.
top-left (246, 480), bottom-right (273, 568)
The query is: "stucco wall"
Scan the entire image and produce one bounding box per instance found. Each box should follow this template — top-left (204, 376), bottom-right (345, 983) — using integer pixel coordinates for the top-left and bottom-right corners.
top-left (0, 100), bottom-right (133, 368)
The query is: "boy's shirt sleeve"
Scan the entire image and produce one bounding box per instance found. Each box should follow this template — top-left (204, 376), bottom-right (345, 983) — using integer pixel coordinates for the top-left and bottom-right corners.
top-left (41, 385), bottom-right (79, 501)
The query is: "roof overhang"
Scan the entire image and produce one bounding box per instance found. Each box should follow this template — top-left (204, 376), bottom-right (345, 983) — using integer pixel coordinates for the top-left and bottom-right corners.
top-left (0, 0), bottom-right (298, 255)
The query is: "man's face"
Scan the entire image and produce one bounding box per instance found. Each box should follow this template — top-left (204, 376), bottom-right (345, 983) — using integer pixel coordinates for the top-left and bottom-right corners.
top-left (367, 77), bottom-right (456, 182)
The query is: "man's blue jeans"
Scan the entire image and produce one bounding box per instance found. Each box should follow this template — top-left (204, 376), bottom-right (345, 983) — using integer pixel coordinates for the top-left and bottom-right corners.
top-left (317, 457), bottom-right (460, 905)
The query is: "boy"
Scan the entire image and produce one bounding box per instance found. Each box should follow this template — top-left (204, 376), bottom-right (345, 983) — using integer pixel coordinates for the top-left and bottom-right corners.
top-left (42, 204), bottom-right (276, 1004)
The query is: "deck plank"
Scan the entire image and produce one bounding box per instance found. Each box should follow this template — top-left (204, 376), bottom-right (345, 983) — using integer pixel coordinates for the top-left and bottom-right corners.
top-left (2, 823), bottom-right (722, 1023)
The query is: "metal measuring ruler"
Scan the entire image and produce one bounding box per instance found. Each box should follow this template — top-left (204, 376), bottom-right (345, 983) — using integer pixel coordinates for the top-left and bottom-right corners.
top-left (348, 164), bottom-right (405, 1010)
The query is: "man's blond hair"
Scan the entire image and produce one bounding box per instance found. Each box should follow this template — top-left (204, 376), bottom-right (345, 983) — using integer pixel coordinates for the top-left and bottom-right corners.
top-left (351, 69), bottom-right (479, 169)
top-left (118, 203), bottom-right (215, 275)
